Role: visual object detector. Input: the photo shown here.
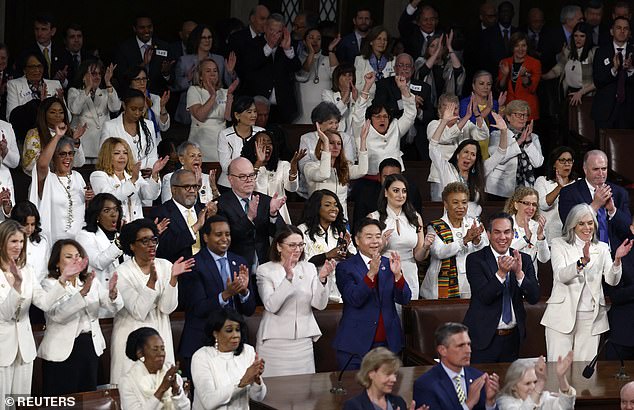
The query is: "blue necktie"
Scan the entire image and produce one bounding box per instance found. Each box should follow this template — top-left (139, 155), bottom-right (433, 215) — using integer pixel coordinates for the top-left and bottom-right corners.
top-left (597, 207), bottom-right (609, 244)
top-left (502, 274), bottom-right (512, 324)
top-left (218, 257), bottom-right (234, 307)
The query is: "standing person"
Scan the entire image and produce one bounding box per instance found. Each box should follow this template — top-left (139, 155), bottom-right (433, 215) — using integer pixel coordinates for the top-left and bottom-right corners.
top-left (125, 66), bottom-right (170, 141)
top-left (353, 26), bottom-right (395, 99)
top-left (333, 218), bottom-right (412, 370)
top-left (39, 239), bottom-right (123, 395)
top-left (10, 201), bottom-right (49, 283)
top-left (421, 182), bottom-right (488, 300)
top-left (321, 63), bottom-right (357, 133)
top-left (337, 8), bottom-right (373, 65)
top-left (541, 204), bottom-right (632, 361)
top-left (591, 16), bottom-right (634, 130)
top-left (67, 61), bottom-right (120, 163)
top-left (369, 174), bottom-right (435, 300)
top-left (186, 58), bottom-right (237, 162)
top-left (109, 218), bottom-right (195, 384)
top-left (463, 212), bottom-right (540, 363)
top-left (256, 226), bottom-right (334, 377)
top-left (534, 147), bottom-right (577, 244)
top-left (0, 120), bottom-right (19, 219)
top-left (398, 1), bottom-right (441, 60)
top-left (0, 220), bottom-right (66, 400)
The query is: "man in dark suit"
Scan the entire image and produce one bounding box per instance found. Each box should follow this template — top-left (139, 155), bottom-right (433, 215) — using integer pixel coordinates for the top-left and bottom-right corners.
top-left (558, 149), bottom-right (632, 252)
top-left (178, 215), bottom-right (256, 376)
top-left (463, 212), bottom-right (540, 364)
top-left (398, 1), bottom-right (441, 60)
top-left (170, 20), bottom-right (197, 59)
top-left (336, 8), bottom-right (372, 65)
top-left (524, 7), bottom-right (546, 60)
top-left (217, 157), bottom-right (286, 292)
top-left (19, 15), bottom-right (68, 84)
top-left (239, 13), bottom-right (302, 124)
top-left (414, 322), bottom-right (500, 409)
top-left (591, 17), bottom-right (634, 130)
top-left (605, 251), bottom-right (634, 360)
top-left (585, 0), bottom-right (611, 47)
top-left (153, 169), bottom-right (216, 264)
top-left (333, 218), bottom-right (412, 370)
top-left (113, 14), bottom-right (176, 95)
top-left (61, 23), bottom-right (97, 86)
top-left (478, 2), bottom-right (519, 79)
top-left (228, 5), bottom-right (269, 80)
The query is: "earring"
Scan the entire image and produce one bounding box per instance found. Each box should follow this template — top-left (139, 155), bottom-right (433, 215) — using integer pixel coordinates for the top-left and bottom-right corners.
top-left (471, 167), bottom-right (476, 175)
top-left (214, 339), bottom-right (219, 350)
top-left (140, 356), bottom-right (145, 363)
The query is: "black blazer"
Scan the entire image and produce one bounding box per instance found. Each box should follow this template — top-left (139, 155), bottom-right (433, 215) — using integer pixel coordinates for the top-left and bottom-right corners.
top-left (605, 252), bottom-right (634, 347)
top-left (336, 32), bottom-right (361, 65)
top-left (591, 43), bottom-right (634, 128)
top-left (113, 36), bottom-right (175, 94)
top-left (217, 191), bottom-right (285, 268)
top-left (60, 49), bottom-right (97, 86)
top-left (228, 27), bottom-right (260, 80)
top-left (343, 390), bottom-right (407, 410)
top-left (398, 9), bottom-right (441, 60)
top-left (178, 248), bottom-right (256, 358)
top-left (463, 247), bottom-right (540, 351)
top-left (539, 25), bottom-right (569, 72)
top-left (478, 25), bottom-right (519, 77)
top-left (374, 76), bottom-right (434, 123)
top-left (152, 199), bottom-right (204, 263)
top-left (558, 179), bottom-right (632, 251)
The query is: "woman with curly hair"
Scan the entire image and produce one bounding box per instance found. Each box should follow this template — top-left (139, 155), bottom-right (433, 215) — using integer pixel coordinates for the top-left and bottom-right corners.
top-left (10, 200), bottom-right (49, 283)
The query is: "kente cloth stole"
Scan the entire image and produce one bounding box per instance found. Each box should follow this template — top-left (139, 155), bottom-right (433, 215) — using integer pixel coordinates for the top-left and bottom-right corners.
top-left (431, 219), bottom-right (460, 299)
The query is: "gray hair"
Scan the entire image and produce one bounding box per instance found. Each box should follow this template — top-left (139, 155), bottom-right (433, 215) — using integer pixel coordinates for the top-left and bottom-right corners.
top-left (472, 70), bottom-right (493, 84)
top-left (498, 358), bottom-right (538, 398)
top-left (435, 322), bottom-right (469, 347)
top-left (170, 169), bottom-right (195, 186)
top-left (267, 13), bottom-right (285, 25)
top-left (395, 53), bottom-right (414, 66)
top-left (177, 141), bottom-right (200, 157)
top-left (583, 149), bottom-right (607, 167)
top-left (560, 5), bottom-right (581, 24)
top-left (253, 95), bottom-right (271, 108)
top-left (311, 101), bottom-right (342, 124)
top-left (562, 203), bottom-right (598, 245)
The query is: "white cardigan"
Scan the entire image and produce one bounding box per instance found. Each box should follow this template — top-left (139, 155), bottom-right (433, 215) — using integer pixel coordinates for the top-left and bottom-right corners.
top-left (75, 228), bottom-right (127, 293)
top-left (119, 360), bottom-right (191, 410)
top-left (496, 387), bottom-right (576, 410)
top-left (353, 55), bottom-right (395, 99)
top-left (321, 89), bottom-right (356, 133)
top-left (254, 161), bottom-right (297, 224)
top-left (38, 277), bottom-right (123, 361)
top-left (541, 237), bottom-right (620, 335)
top-left (191, 344), bottom-right (266, 410)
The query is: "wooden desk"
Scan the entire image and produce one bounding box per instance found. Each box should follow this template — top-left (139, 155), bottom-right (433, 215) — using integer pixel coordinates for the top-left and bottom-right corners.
top-left (252, 361), bottom-right (632, 409)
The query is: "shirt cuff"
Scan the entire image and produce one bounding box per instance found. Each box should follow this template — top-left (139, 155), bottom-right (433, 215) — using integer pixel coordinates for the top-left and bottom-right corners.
top-left (406, 4), bottom-right (417, 14)
top-left (264, 44), bottom-right (274, 57)
top-left (239, 290), bottom-right (250, 302)
top-left (517, 276), bottom-right (524, 286)
top-left (284, 48), bottom-right (295, 59)
top-left (218, 292), bottom-right (229, 307)
top-left (608, 208), bottom-right (616, 219)
top-left (363, 275), bottom-right (376, 289)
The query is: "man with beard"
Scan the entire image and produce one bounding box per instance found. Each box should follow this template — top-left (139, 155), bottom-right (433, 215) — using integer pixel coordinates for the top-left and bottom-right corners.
top-left (336, 8), bottom-right (372, 65)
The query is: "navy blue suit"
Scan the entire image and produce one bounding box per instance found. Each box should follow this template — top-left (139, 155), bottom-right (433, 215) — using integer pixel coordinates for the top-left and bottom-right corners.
top-left (178, 248), bottom-right (256, 360)
top-left (413, 364), bottom-right (489, 409)
top-left (344, 390), bottom-right (407, 410)
top-left (463, 247), bottom-right (540, 362)
top-left (333, 253), bottom-right (411, 368)
top-left (605, 252), bottom-right (634, 358)
top-left (336, 32), bottom-right (361, 65)
top-left (558, 179), bottom-right (632, 252)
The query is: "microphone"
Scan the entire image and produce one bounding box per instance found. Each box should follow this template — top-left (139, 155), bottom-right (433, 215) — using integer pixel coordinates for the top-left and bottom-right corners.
top-left (607, 340), bottom-right (631, 380)
top-left (582, 338), bottom-right (610, 378)
top-left (330, 353), bottom-right (361, 395)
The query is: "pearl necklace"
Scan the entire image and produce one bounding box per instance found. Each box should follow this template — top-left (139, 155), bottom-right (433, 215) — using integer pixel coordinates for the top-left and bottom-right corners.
top-left (56, 173), bottom-right (73, 231)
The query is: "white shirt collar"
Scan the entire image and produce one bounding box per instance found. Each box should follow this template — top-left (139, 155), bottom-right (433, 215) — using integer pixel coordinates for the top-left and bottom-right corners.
top-left (359, 252), bottom-right (372, 266)
top-left (584, 179), bottom-right (598, 195)
top-left (441, 362), bottom-right (465, 380)
top-left (499, 23), bottom-right (511, 34)
top-left (136, 37), bottom-right (152, 50)
top-left (613, 41), bottom-right (628, 52)
top-left (38, 43), bottom-right (51, 54)
top-left (207, 248), bottom-right (227, 261)
top-left (249, 26), bottom-right (258, 39)
top-left (232, 189), bottom-right (252, 203)
top-left (490, 246), bottom-right (510, 259)
top-left (173, 197), bottom-right (195, 217)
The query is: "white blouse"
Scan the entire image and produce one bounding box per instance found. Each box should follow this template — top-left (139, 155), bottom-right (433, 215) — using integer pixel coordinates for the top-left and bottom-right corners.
top-left (26, 236), bottom-right (50, 285)
top-left (510, 215), bottom-right (551, 278)
top-left (255, 161), bottom-right (298, 224)
top-left (120, 360), bottom-right (191, 410)
top-left (217, 125), bottom-right (266, 188)
top-left (534, 176), bottom-right (576, 244)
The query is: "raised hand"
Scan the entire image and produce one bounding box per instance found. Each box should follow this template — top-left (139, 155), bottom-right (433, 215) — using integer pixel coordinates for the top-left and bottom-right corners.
top-left (236, 264), bottom-right (250, 295)
top-left (171, 256), bottom-right (195, 278)
top-left (499, 61), bottom-right (510, 78)
top-left (151, 156), bottom-right (170, 179)
top-left (424, 231), bottom-right (435, 248)
top-left (328, 35), bottom-right (341, 52)
top-left (247, 194), bottom-right (260, 221)
top-left (485, 373), bottom-right (500, 405)
top-left (382, 228), bottom-right (394, 249)
top-left (394, 75), bottom-right (408, 92)
top-left (40, 82), bottom-right (48, 101)
top-left (79, 270), bottom-right (95, 297)
top-left (227, 78), bottom-right (239, 95)
top-left (8, 259), bottom-right (22, 291)
top-left (54, 123), bottom-right (69, 138)
top-left (319, 259), bottom-right (336, 281)
top-left (466, 373), bottom-right (487, 409)
top-left (254, 138), bottom-right (267, 166)
top-left (537, 215), bottom-right (546, 239)
top-left (497, 255), bottom-right (514, 279)
top-left (389, 251), bottom-right (402, 280)
top-left (367, 252), bottom-right (381, 280)
top-left (269, 192), bottom-right (287, 216)
top-left (143, 45), bottom-right (154, 66)
top-left (556, 351), bottom-right (573, 377)
top-left (446, 29), bottom-right (455, 52)
top-left (130, 161), bottom-right (142, 184)
top-left (226, 51), bottom-right (237, 74)
top-left (109, 271), bottom-right (119, 300)
top-left (104, 63), bottom-right (116, 87)
top-left (441, 102), bottom-right (459, 123)
top-left (160, 90), bottom-right (170, 110)
top-left (490, 111), bottom-right (507, 130)
top-left (535, 355), bottom-right (547, 382)
top-left (511, 249), bottom-right (523, 276)
top-left (0, 187), bottom-right (12, 215)
top-left (582, 241), bottom-right (591, 265)
top-left (84, 185), bottom-right (95, 202)
top-left (0, 134), bottom-right (8, 159)
top-left (615, 238), bottom-right (634, 260)
top-left (73, 123), bottom-right (88, 141)
top-left (281, 27), bottom-right (292, 50)
top-left (60, 257), bottom-right (89, 281)
top-left (498, 91), bottom-right (507, 106)
top-left (290, 149), bottom-right (307, 176)
top-left (363, 71), bottom-right (376, 88)
top-left (153, 217), bottom-right (170, 235)
top-left (157, 364), bottom-right (178, 396)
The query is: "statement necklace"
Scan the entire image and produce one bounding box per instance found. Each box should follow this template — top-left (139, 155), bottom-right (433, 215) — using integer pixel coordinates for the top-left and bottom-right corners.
top-left (56, 173), bottom-right (74, 231)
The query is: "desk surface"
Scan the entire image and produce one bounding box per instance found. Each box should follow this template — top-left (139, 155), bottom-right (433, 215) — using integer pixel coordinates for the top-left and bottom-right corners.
top-left (252, 361), bottom-right (632, 410)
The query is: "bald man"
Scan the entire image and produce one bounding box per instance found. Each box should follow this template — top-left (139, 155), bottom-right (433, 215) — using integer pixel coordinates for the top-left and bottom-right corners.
top-left (622, 381), bottom-right (634, 410)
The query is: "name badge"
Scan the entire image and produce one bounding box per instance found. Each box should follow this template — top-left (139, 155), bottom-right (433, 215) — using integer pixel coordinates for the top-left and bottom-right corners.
top-left (155, 49), bottom-right (168, 57)
top-left (604, 58), bottom-right (610, 66)
top-left (409, 84), bottom-right (422, 92)
top-left (397, 99), bottom-right (404, 110)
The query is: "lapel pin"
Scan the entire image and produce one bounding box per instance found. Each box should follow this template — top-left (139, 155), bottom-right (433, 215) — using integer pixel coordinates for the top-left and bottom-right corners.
top-left (231, 261), bottom-right (236, 266)
top-left (381, 265), bottom-right (386, 271)
top-left (469, 378), bottom-right (473, 383)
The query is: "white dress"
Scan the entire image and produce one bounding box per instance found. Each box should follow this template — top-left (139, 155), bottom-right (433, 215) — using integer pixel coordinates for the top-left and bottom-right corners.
top-left (254, 161), bottom-right (298, 224)
top-left (369, 208), bottom-right (421, 300)
top-left (510, 215), bottom-right (551, 278)
top-left (420, 213), bottom-right (488, 299)
top-left (191, 345), bottom-right (267, 410)
top-left (534, 176), bottom-right (576, 244)
top-left (162, 172), bottom-right (214, 204)
top-left (29, 169), bottom-right (86, 243)
top-left (295, 52), bottom-right (333, 124)
top-left (110, 258), bottom-right (178, 384)
top-left (217, 126), bottom-right (266, 188)
top-left (297, 223), bottom-right (357, 303)
top-left (255, 261), bottom-right (328, 377)
top-left (25, 237), bottom-right (50, 285)
top-left (119, 361), bottom-right (191, 410)
top-left (187, 86), bottom-right (228, 162)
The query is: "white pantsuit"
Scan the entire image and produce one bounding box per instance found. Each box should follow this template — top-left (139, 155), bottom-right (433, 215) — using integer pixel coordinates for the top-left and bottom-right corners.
top-left (321, 89), bottom-right (356, 133)
top-left (186, 86), bottom-right (228, 162)
top-left (6, 77), bottom-right (64, 120)
top-left (541, 237), bottom-right (621, 361)
top-left (119, 361), bottom-right (191, 410)
top-left (0, 121), bottom-right (19, 219)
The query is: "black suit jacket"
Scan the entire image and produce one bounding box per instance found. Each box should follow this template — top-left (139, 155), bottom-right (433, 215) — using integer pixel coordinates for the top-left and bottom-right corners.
top-left (591, 43), bottom-right (634, 128)
top-left (463, 247), bottom-right (540, 352)
top-left (414, 364), bottom-right (488, 409)
top-left (239, 37), bottom-right (302, 123)
top-left (605, 252), bottom-right (634, 347)
top-left (19, 42), bottom-right (67, 80)
top-left (228, 27), bottom-right (260, 80)
top-left (60, 49), bottom-right (97, 86)
top-left (217, 191), bottom-right (285, 268)
top-left (558, 179), bottom-right (632, 251)
top-left (478, 25), bottom-right (519, 77)
top-left (374, 77), bottom-right (434, 123)
top-left (152, 199), bottom-right (204, 263)
top-left (336, 32), bottom-right (361, 65)
top-left (178, 249), bottom-right (256, 358)
top-left (398, 9), bottom-right (443, 60)
top-left (540, 25), bottom-right (569, 72)
top-left (114, 36), bottom-right (175, 94)
top-left (343, 390), bottom-right (407, 410)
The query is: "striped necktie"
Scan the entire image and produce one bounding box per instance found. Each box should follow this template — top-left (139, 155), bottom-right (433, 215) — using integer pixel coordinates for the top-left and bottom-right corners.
top-left (454, 374), bottom-right (466, 404)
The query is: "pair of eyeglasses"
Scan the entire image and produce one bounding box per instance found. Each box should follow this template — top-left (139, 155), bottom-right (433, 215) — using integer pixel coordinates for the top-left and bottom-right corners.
top-left (517, 200), bottom-right (538, 208)
top-left (557, 158), bottom-right (574, 165)
top-left (283, 242), bottom-right (305, 249)
top-left (510, 112), bottom-right (529, 119)
top-left (230, 172), bottom-right (258, 181)
top-left (173, 184), bottom-right (201, 192)
top-left (132, 77), bottom-right (148, 82)
top-left (135, 236), bottom-right (159, 246)
top-left (57, 151), bottom-right (76, 158)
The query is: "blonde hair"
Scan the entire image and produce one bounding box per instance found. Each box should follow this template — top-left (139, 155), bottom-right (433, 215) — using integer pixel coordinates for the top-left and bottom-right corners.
top-left (96, 137), bottom-right (134, 176)
top-left (505, 99), bottom-right (531, 117)
top-left (193, 58), bottom-right (220, 89)
top-left (503, 186), bottom-right (540, 220)
top-left (356, 347), bottom-right (401, 389)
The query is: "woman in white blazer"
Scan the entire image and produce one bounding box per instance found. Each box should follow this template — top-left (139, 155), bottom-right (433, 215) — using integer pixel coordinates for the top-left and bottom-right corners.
top-left (191, 309), bottom-right (266, 410)
top-left (304, 125), bottom-right (368, 219)
top-left (256, 226), bottom-right (334, 377)
top-left (126, 66), bottom-right (170, 140)
top-left (0, 120), bottom-right (20, 218)
top-left (100, 89), bottom-right (159, 171)
top-left (321, 63), bottom-right (357, 133)
top-left (110, 218), bottom-right (194, 384)
top-left (161, 141), bottom-right (218, 204)
top-left (0, 220), bottom-right (66, 398)
top-left (353, 27), bottom-right (395, 99)
top-left (541, 204), bottom-right (633, 362)
top-left (75, 194), bottom-right (128, 315)
top-left (39, 238), bottom-right (123, 395)
top-left (90, 138), bottom-right (164, 223)
top-left (67, 61), bottom-right (121, 161)
top-left (486, 99), bottom-right (544, 199)
top-left (10, 201), bottom-right (50, 284)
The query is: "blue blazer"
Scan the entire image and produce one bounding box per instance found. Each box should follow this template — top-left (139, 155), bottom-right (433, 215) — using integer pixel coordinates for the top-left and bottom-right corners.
top-left (333, 253), bottom-right (411, 355)
top-left (178, 248), bottom-right (256, 358)
top-left (152, 199), bottom-right (204, 264)
top-left (336, 32), bottom-right (361, 65)
top-left (605, 252), bottom-right (634, 347)
top-left (558, 179), bottom-right (632, 252)
top-left (463, 247), bottom-right (540, 352)
top-left (343, 390), bottom-right (407, 410)
top-left (413, 363), bottom-right (490, 410)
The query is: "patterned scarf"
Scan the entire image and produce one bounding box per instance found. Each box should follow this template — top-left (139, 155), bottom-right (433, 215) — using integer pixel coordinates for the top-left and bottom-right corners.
top-left (431, 219), bottom-right (460, 298)
top-left (513, 130), bottom-right (536, 187)
top-left (369, 54), bottom-right (388, 80)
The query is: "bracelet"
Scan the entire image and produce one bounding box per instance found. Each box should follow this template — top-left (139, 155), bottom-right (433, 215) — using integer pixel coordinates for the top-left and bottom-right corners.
top-left (576, 258), bottom-right (587, 269)
top-left (361, 91), bottom-right (370, 96)
top-left (105, 85), bottom-right (113, 89)
top-left (160, 111), bottom-right (168, 115)
top-left (289, 172), bottom-right (298, 179)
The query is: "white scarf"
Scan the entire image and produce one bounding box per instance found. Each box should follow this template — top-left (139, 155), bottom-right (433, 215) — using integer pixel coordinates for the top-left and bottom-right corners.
top-left (130, 361), bottom-right (176, 410)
